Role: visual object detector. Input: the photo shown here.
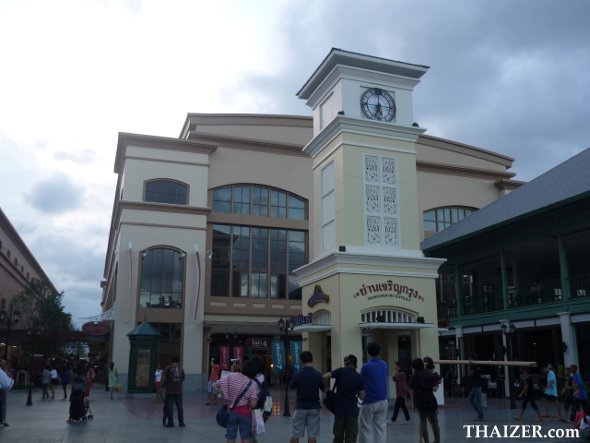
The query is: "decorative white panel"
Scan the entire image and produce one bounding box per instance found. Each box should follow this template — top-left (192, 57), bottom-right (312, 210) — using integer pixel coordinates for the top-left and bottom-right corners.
top-left (363, 155), bottom-right (399, 247)
top-left (366, 216), bottom-right (381, 245)
top-left (364, 155), bottom-right (379, 183)
top-left (365, 186), bottom-right (380, 213)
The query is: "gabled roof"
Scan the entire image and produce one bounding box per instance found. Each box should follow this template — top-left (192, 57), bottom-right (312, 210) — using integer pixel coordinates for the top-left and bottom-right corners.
top-left (421, 148), bottom-right (590, 251)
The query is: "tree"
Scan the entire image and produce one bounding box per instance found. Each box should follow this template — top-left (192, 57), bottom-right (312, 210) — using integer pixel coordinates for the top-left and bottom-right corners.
top-left (13, 279), bottom-right (75, 359)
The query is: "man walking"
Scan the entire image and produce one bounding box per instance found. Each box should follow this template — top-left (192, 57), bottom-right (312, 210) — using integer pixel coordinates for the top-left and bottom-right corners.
top-left (542, 364), bottom-right (563, 419)
top-left (289, 351), bottom-right (325, 443)
top-left (162, 356), bottom-right (185, 427)
top-left (467, 354), bottom-right (484, 421)
top-left (323, 354), bottom-right (365, 443)
top-left (570, 364), bottom-right (589, 421)
top-left (359, 342), bottom-right (388, 443)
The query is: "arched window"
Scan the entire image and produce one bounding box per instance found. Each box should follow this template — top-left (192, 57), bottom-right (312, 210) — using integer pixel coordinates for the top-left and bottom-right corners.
top-left (139, 248), bottom-right (185, 308)
top-left (212, 185), bottom-right (306, 220)
top-left (423, 206), bottom-right (477, 237)
top-left (144, 180), bottom-right (188, 205)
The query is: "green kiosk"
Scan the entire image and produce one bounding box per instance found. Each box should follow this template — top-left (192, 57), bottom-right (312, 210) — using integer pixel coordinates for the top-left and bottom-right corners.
top-left (127, 321), bottom-right (160, 393)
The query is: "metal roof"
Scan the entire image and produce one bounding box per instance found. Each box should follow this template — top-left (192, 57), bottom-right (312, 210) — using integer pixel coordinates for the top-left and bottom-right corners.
top-left (421, 148), bottom-right (590, 251)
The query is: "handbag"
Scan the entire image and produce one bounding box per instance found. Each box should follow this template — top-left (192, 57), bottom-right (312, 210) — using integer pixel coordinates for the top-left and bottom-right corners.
top-left (323, 379), bottom-right (338, 413)
top-left (216, 380), bottom-right (253, 428)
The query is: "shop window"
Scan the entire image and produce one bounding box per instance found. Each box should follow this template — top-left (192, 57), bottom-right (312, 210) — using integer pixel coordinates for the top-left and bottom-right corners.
top-left (144, 179), bottom-right (188, 205)
top-left (211, 224), bottom-right (306, 300)
top-left (139, 248), bottom-right (185, 308)
top-left (423, 206), bottom-right (477, 237)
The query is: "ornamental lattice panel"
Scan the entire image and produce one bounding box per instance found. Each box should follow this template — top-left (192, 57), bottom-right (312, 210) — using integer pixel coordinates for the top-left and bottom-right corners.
top-left (364, 155), bottom-right (399, 247)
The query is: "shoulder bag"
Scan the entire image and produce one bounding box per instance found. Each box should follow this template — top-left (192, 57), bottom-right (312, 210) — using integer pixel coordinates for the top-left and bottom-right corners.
top-left (216, 380), bottom-right (253, 428)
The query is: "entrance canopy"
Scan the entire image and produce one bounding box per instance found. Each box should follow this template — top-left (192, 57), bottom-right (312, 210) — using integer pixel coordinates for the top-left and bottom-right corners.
top-left (292, 324), bottom-right (331, 333)
top-left (359, 321), bottom-right (433, 330)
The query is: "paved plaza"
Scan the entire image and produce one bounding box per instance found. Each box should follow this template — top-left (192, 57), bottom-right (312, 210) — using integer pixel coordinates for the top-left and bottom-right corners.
top-left (0, 386), bottom-right (580, 442)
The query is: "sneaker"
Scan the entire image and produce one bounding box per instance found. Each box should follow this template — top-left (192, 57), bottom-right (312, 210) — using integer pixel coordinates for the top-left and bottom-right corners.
top-left (387, 420), bottom-right (396, 425)
top-left (513, 416), bottom-right (521, 421)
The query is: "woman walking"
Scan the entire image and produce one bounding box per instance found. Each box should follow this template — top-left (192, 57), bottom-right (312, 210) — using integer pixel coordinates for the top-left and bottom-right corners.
top-left (409, 358), bottom-right (440, 443)
top-left (390, 362), bottom-right (410, 424)
top-left (108, 362), bottom-right (118, 400)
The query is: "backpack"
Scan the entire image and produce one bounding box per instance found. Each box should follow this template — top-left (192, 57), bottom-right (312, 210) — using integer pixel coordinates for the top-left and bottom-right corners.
top-left (254, 378), bottom-right (272, 421)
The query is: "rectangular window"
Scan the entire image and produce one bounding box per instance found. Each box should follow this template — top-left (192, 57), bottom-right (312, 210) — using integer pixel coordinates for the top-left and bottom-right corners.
top-left (210, 224), bottom-right (305, 300)
top-left (321, 161), bottom-right (336, 253)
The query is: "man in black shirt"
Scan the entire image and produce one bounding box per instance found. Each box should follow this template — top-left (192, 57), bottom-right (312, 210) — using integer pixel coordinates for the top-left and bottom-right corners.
top-left (290, 351), bottom-right (325, 443)
top-left (323, 354), bottom-right (365, 443)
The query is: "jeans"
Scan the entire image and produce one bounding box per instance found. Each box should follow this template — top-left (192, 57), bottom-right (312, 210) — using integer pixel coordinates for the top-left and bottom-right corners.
top-left (418, 408), bottom-right (440, 443)
top-left (468, 386), bottom-right (484, 418)
top-left (392, 396), bottom-right (410, 421)
top-left (358, 399), bottom-right (387, 443)
top-left (164, 394), bottom-right (184, 425)
top-left (333, 415), bottom-right (359, 443)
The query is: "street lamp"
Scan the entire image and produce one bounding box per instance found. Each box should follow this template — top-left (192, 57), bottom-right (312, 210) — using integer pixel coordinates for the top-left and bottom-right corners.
top-left (501, 321), bottom-right (517, 409)
top-left (277, 318), bottom-right (293, 417)
top-left (26, 327), bottom-right (40, 407)
top-left (0, 308), bottom-right (21, 359)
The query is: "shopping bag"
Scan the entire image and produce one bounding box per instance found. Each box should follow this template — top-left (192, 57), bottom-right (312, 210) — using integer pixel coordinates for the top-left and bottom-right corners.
top-left (253, 409), bottom-right (265, 434)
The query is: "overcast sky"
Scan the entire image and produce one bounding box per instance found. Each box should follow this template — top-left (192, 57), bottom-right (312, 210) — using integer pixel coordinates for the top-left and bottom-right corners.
top-left (1, 0), bottom-right (589, 327)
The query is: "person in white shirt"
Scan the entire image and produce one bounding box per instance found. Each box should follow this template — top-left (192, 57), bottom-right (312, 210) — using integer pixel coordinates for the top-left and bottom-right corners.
top-left (0, 358), bottom-right (14, 427)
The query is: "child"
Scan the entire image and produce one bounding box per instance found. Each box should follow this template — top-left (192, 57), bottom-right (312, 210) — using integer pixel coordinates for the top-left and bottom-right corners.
top-left (513, 368), bottom-right (543, 422)
top-left (574, 405), bottom-right (590, 440)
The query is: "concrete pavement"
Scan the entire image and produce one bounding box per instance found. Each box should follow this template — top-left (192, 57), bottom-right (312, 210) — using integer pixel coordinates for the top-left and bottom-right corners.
top-left (0, 385), bottom-right (580, 442)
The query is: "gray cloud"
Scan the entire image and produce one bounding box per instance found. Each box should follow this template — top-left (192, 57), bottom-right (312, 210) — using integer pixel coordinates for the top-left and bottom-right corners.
top-left (53, 149), bottom-right (98, 164)
top-left (26, 172), bottom-right (85, 213)
top-left (229, 0), bottom-right (590, 181)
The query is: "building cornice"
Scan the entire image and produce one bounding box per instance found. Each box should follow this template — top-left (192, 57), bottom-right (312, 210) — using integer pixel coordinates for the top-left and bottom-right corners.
top-left (115, 132), bottom-right (218, 173)
top-left (416, 160), bottom-right (517, 180)
top-left (303, 116), bottom-right (426, 159)
top-left (417, 134), bottom-right (514, 167)
top-left (186, 132), bottom-right (309, 158)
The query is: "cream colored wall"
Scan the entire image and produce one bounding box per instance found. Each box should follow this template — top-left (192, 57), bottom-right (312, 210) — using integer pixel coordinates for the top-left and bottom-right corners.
top-left (416, 143), bottom-right (509, 173)
top-left (196, 124), bottom-right (312, 147)
top-left (208, 146), bottom-right (312, 198)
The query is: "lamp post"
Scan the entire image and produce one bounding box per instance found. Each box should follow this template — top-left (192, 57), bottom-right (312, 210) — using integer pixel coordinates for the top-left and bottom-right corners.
top-left (501, 321), bottom-right (517, 409)
top-left (277, 318), bottom-right (292, 417)
top-left (26, 327), bottom-right (40, 406)
top-left (0, 308), bottom-right (21, 359)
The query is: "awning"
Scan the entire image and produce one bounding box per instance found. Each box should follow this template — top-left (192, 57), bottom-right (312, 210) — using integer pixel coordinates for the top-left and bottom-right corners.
top-left (359, 322), bottom-right (434, 330)
top-left (292, 324), bottom-right (332, 333)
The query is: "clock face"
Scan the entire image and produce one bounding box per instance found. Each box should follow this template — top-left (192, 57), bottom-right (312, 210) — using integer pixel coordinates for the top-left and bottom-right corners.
top-left (360, 88), bottom-right (396, 122)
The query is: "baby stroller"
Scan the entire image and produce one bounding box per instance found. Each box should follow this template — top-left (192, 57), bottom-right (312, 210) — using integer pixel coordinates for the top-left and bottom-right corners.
top-left (68, 382), bottom-right (93, 422)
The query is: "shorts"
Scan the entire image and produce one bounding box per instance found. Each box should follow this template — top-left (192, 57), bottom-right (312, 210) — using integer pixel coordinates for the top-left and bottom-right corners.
top-left (544, 394), bottom-right (558, 401)
top-left (226, 411), bottom-right (252, 440)
top-left (291, 408), bottom-right (320, 438)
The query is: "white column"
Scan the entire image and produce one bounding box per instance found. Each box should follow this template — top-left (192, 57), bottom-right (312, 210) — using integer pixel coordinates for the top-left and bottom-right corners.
top-left (500, 319), bottom-right (510, 397)
top-left (558, 312), bottom-right (578, 367)
top-left (454, 326), bottom-right (463, 384)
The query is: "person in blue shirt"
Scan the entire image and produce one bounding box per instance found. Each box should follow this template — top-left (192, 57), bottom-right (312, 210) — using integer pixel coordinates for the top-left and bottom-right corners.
top-left (570, 364), bottom-right (589, 422)
top-left (289, 351), bottom-right (325, 443)
top-left (359, 342), bottom-right (388, 443)
top-left (323, 354), bottom-right (365, 443)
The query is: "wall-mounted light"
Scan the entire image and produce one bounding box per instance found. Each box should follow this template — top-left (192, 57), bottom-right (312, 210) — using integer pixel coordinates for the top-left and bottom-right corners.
top-left (206, 249), bottom-right (213, 259)
top-left (141, 251), bottom-right (149, 259)
top-left (128, 241), bottom-right (133, 251)
top-left (179, 251), bottom-right (186, 259)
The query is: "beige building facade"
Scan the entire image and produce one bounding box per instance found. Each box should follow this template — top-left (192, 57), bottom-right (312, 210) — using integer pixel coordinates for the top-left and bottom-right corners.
top-left (101, 49), bottom-right (520, 392)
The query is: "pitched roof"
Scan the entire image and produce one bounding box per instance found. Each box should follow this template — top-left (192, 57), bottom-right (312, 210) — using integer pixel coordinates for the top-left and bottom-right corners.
top-left (421, 148), bottom-right (590, 251)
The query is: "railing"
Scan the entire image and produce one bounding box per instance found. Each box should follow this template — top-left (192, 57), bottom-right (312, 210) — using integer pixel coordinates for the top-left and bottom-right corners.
top-left (438, 273), bottom-right (590, 320)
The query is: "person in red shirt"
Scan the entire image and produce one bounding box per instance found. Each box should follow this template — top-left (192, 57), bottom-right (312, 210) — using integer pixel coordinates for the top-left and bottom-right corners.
top-left (206, 357), bottom-right (221, 406)
top-left (390, 362), bottom-right (410, 424)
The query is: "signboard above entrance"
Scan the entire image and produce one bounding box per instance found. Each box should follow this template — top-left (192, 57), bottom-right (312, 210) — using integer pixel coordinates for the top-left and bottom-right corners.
top-left (82, 321), bottom-right (110, 336)
top-left (245, 338), bottom-right (270, 348)
top-left (352, 281), bottom-right (425, 302)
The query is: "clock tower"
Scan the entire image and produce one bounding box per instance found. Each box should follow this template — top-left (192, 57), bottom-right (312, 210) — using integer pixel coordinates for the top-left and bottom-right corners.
top-left (294, 49), bottom-right (445, 401)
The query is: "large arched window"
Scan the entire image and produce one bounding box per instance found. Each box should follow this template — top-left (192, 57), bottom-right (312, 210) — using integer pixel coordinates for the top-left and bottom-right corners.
top-left (212, 185), bottom-right (306, 220)
top-left (144, 179), bottom-right (188, 205)
top-left (139, 248), bottom-right (185, 308)
top-left (423, 206), bottom-right (477, 237)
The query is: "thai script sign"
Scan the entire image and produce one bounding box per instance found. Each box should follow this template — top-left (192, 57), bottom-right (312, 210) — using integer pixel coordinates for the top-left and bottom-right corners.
top-left (291, 340), bottom-right (302, 371)
top-left (289, 313), bottom-right (312, 326)
top-left (353, 280), bottom-right (425, 301)
top-left (245, 338), bottom-right (270, 348)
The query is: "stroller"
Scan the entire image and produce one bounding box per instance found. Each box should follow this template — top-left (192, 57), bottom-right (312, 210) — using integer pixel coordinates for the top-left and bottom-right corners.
top-left (68, 381), bottom-right (93, 422)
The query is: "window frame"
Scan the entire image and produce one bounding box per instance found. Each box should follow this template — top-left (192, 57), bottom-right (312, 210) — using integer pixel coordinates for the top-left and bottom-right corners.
top-left (144, 179), bottom-right (189, 205)
top-left (423, 206), bottom-right (477, 234)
